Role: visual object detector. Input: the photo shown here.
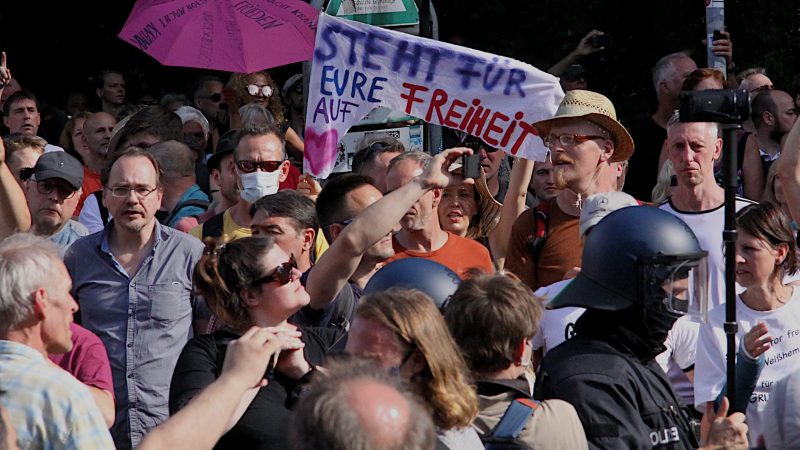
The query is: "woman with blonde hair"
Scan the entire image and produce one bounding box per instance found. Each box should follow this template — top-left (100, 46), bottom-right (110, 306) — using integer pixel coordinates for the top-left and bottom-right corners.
top-left (345, 287), bottom-right (483, 449)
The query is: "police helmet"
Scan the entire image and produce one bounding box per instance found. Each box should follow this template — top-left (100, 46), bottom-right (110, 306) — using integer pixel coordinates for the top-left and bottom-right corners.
top-left (549, 206), bottom-right (708, 319)
top-left (364, 259), bottom-right (461, 309)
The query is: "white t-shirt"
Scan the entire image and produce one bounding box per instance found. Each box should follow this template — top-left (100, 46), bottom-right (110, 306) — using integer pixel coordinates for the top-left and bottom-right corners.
top-left (532, 279), bottom-right (583, 355)
top-left (658, 197), bottom-right (754, 309)
top-left (78, 193), bottom-right (111, 234)
top-left (655, 315), bottom-right (700, 405)
top-left (694, 286), bottom-right (800, 443)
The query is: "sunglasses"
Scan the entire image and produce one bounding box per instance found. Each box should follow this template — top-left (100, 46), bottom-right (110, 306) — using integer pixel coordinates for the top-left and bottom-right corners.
top-left (235, 160), bottom-right (282, 173)
top-left (253, 254), bottom-right (298, 286)
top-left (463, 138), bottom-right (499, 153)
top-left (246, 84), bottom-right (273, 97)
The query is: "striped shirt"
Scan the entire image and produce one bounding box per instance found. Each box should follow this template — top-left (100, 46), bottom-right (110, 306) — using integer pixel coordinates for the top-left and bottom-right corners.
top-left (0, 340), bottom-right (114, 450)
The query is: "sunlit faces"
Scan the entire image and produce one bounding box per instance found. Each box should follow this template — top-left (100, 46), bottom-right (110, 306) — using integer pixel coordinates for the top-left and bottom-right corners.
top-left (82, 112), bottom-right (117, 167)
top-left (548, 119), bottom-right (612, 192)
top-left (530, 160), bottom-right (558, 202)
top-left (344, 184), bottom-right (394, 261)
top-left (244, 73), bottom-right (273, 108)
top-left (40, 262), bottom-right (79, 354)
top-left (345, 315), bottom-right (408, 371)
top-left (248, 246), bottom-right (309, 318)
top-left (438, 184), bottom-right (477, 237)
top-left (363, 150), bottom-right (403, 194)
top-left (25, 178), bottom-right (81, 236)
top-left (98, 72), bottom-right (126, 106)
top-left (477, 145), bottom-right (504, 182)
top-left (103, 155), bottom-right (163, 233)
top-left (735, 228), bottom-right (788, 288)
top-left (770, 91), bottom-right (798, 140)
top-left (251, 213), bottom-right (308, 264)
top-left (6, 146), bottom-right (41, 186)
top-left (71, 117), bottom-right (90, 156)
top-left (386, 158), bottom-right (439, 232)
top-left (3, 98), bottom-right (40, 136)
top-left (666, 122), bottom-right (721, 188)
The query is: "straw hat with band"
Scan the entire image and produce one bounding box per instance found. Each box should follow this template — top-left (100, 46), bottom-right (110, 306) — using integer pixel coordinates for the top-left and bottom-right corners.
top-left (533, 90), bottom-right (634, 163)
top-left (446, 162), bottom-right (502, 239)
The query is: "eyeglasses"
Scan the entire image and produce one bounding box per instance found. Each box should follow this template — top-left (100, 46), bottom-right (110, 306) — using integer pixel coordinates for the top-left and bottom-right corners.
top-left (322, 218), bottom-right (353, 231)
top-left (246, 84), bottom-right (273, 97)
top-left (253, 254), bottom-right (298, 286)
top-left (235, 160), bottom-right (282, 173)
top-left (106, 185), bottom-right (159, 198)
top-left (543, 134), bottom-right (608, 150)
top-left (35, 180), bottom-right (78, 199)
top-left (750, 84), bottom-right (774, 93)
top-left (463, 138), bottom-right (499, 153)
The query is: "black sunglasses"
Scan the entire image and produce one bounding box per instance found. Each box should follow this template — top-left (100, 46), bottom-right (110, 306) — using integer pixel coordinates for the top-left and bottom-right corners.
top-left (253, 254), bottom-right (298, 286)
top-left (199, 93), bottom-right (222, 102)
top-left (463, 138), bottom-right (499, 153)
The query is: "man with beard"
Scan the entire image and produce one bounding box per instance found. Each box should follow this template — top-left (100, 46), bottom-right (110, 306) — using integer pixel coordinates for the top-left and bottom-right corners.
top-left (750, 90), bottom-right (797, 178)
top-left (385, 151), bottom-right (494, 276)
top-left (64, 148), bottom-right (204, 450)
top-left (22, 151), bottom-right (87, 251)
top-left (304, 147), bottom-right (477, 330)
top-left (505, 90), bottom-right (634, 290)
top-left (534, 206), bottom-right (749, 450)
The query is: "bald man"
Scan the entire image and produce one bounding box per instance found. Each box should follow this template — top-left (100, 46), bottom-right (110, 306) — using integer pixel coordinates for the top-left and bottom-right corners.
top-left (76, 111), bottom-right (117, 215)
top-left (150, 140), bottom-right (209, 227)
top-left (292, 358), bottom-right (436, 450)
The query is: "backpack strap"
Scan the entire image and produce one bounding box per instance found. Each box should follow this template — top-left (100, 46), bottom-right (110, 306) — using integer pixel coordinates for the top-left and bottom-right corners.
top-left (161, 198), bottom-right (211, 226)
top-left (526, 200), bottom-right (551, 270)
top-left (93, 190), bottom-right (110, 225)
top-left (491, 398), bottom-right (540, 440)
top-left (202, 212), bottom-right (225, 239)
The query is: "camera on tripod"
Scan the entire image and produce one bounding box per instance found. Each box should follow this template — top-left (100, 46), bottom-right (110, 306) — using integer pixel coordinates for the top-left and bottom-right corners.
top-left (678, 89), bottom-right (751, 124)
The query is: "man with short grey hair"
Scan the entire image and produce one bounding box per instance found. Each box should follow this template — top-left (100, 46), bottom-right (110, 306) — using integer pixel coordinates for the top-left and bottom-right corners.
top-left (0, 233), bottom-right (114, 449)
top-left (292, 358), bottom-right (436, 450)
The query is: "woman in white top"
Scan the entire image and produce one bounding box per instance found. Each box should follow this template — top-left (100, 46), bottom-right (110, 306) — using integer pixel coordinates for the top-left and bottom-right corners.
top-left (695, 202), bottom-right (800, 444)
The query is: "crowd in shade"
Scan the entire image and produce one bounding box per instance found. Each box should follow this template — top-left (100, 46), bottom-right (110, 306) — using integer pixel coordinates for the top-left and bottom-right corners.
top-left (7, 11), bottom-right (800, 450)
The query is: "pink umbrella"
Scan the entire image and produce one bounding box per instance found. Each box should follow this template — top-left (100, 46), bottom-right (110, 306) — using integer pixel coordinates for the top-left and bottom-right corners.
top-left (119, 0), bottom-right (319, 73)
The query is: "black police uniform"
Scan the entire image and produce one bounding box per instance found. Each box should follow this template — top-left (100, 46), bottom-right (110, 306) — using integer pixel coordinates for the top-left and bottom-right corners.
top-left (535, 334), bottom-right (699, 449)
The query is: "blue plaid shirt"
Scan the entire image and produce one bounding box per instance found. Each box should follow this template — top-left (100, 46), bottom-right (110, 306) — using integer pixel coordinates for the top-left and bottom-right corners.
top-left (0, 340), bottom-right (114, 450)
top-left (64, 221), bottom-right (204, 450)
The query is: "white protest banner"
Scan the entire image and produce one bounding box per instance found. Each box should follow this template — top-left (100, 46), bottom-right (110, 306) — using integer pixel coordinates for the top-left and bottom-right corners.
top-left (304, 13), bottom-right (564, 178)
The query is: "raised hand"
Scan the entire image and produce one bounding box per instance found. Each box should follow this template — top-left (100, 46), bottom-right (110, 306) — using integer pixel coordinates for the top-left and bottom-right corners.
top-left (417, 147), bottom-right (475, 191)
top-left (0, 52), bottom-right (12, 88)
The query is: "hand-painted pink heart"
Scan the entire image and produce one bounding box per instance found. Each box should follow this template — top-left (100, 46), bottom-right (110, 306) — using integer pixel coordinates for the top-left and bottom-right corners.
top-left (303, 128), bottom-right (340, 176)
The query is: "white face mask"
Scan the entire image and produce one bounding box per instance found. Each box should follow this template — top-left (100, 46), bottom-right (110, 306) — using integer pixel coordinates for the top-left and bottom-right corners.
top-left (239, 170), bottom-right (280, 203)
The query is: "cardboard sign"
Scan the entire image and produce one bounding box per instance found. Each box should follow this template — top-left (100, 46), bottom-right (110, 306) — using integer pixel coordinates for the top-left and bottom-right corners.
top-left (325, 0), bottom-right (419, 27)
top-left (304, 13), bottom-right (564, 178)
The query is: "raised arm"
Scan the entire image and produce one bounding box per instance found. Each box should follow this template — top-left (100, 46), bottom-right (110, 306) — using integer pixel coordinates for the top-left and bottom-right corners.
top-left (547, 30), bottom-right (605, 77)
top-left (489, 157), bottom-right (533, 269)
top-left (776, 118), bottom-right (800, 223)
top-left (306, 147), bottom-right (473, 308)
top-left (0, 136), bottom-right (31, 238)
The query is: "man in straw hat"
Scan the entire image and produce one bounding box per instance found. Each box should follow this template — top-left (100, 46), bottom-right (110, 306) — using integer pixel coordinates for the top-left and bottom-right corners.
top-left (505, 89), bottom-right (634, 290)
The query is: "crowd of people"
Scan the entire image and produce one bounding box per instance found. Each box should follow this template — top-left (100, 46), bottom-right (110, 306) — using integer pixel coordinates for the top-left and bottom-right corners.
top-left (2, 22), bottom-right (800, 450)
